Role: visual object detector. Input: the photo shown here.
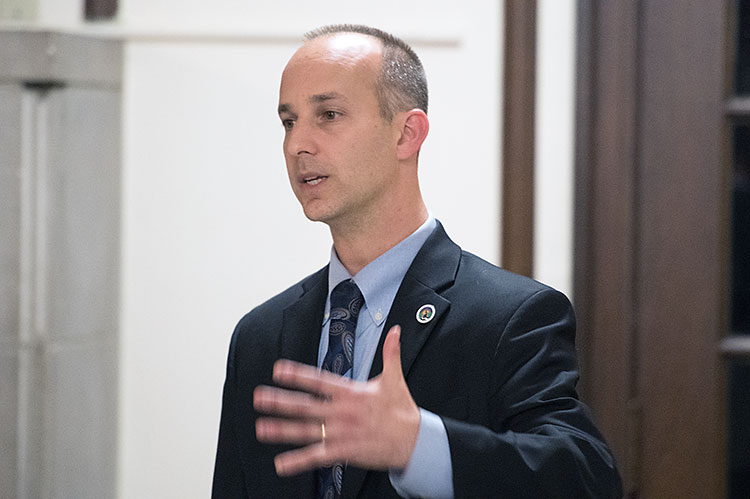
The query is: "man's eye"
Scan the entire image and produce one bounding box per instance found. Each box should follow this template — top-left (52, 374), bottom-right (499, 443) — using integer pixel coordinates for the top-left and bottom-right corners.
top-left (282, 119), bottom-right (295, 130)
top-left (323, 111), bottom-right (338, 120)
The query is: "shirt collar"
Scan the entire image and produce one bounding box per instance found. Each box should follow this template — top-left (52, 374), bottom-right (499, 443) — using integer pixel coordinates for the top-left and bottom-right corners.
top-left (324, 215), bottom-right (437, 326)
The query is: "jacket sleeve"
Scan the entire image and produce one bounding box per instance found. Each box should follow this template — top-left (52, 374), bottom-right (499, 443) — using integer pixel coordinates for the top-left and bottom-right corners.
top-left (442, 288), bottom-right (622, 499)
top-left (211, 330), bottom-right (248, 498)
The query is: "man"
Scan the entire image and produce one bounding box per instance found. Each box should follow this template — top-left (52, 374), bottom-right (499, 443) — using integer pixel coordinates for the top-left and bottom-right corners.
top-left (212, 24), bottom-right (621, 499)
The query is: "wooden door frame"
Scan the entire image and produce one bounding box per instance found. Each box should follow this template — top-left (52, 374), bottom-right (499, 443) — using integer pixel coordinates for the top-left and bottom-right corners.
top-left (501, 0), bottom-right (536, 276)
top-left (575, 1), bottom-right (730, 497)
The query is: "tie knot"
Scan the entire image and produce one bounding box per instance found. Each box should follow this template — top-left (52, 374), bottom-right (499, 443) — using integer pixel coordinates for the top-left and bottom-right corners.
top-left (330, 279), bottom-right (363, 320)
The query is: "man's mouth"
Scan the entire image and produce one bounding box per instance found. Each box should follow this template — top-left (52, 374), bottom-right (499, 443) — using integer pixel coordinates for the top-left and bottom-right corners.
top-left (303, 176), bottom-right (327, 186)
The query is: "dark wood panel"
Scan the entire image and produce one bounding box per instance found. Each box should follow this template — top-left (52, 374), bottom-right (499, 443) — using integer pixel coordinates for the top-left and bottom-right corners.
top-left (501, 0), bottom-right (535, 276)
top-left (636, 2), bottom-right (729, 497)
top-left (85, 0), bottom-right (117, 20)
top-left (575, 0), bottom-right (640, 493)
top-left (575, 0), bottom-right (730, 497)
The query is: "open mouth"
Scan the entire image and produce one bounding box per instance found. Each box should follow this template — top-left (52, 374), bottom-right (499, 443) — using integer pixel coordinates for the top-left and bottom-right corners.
top-left (304, 176), bottom-right (327, 186)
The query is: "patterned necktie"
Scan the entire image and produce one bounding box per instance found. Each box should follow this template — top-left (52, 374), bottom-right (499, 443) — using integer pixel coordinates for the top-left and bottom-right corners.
top-left (317, 279), bottom-right (363, 499)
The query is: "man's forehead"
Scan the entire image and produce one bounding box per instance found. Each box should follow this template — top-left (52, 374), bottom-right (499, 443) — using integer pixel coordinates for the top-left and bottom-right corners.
top-left (278, 69), bottom-right (358, 109)
top-left (279, 34), bottom-right (382, 111)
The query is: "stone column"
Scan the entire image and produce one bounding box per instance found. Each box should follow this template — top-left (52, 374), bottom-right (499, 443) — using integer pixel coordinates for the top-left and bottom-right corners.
top-left (0, 31), bottom-right (122, 499)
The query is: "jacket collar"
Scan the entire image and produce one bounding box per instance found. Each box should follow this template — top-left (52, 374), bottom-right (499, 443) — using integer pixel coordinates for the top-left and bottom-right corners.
top-left (279, 265), bottom-right (329, 366)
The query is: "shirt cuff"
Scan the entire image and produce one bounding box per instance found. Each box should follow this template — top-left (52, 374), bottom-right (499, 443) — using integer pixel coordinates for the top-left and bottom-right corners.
top-left (388, 408), bottom-right (454, 498)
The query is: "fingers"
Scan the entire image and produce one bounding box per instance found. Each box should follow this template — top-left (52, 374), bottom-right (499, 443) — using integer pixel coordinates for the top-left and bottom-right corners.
top-left (253, 385), bottom-right (327, 419)
top-left (272, 359), bottom-right (351, 396)
top-left (256, 417), bottom-right (323, 445)
top-left (257, 335), bottom-right (411, 475)
top-left (273, 442), bottom-right (336, 476)
top-left (381, 325), bottom-right (404, 380)
top-left (261, 427), bottom-right (349, 476)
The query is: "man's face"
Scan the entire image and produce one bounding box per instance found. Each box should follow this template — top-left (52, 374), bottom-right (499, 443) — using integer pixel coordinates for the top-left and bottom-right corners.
top-left (278, 34), bottom-right (400, 228)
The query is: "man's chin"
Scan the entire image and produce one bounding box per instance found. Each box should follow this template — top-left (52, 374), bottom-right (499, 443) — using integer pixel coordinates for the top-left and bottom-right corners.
top-left (301, 206), bottom-right (335, 224)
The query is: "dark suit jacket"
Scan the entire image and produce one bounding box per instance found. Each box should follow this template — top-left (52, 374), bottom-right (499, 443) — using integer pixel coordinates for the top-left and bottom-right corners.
top-left (212, 223), bottom-right (622, 498)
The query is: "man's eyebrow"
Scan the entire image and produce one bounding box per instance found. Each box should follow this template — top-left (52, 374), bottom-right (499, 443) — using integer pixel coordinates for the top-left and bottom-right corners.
top-left (278, 103), bottom-right (294, 116)
top-left (278, 93), bottom-right (347, 116)
top-left (310, 92), bottom-right (345, 103)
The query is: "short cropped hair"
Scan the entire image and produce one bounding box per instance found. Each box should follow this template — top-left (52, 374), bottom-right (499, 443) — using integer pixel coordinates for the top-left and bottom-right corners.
top-left (304, 24), bottom-right (428, 121)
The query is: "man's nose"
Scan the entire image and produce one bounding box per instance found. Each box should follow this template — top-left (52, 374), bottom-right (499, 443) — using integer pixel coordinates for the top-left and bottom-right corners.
top-left (285, 122), bottom-right (317, 156)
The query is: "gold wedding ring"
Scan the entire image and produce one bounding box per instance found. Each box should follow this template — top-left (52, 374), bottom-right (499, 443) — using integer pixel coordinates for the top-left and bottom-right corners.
top-left (321, 422), bottom-right (326, 441)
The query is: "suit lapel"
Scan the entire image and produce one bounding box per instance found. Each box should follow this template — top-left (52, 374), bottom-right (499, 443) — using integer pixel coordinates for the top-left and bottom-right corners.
top-left (341, 223), bottom-right (461, 499)
top-left (370, 221), bottom-right (460, 380)
top-left (369, 277), bottom-right (451, 379)
top-left (280, 266), bottom-right (328, 365)
top-left (277, 266), bottom-right (328, 498)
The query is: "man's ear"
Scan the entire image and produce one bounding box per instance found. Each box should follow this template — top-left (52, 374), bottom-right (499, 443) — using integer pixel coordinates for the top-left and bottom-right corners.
top-left (395, 109), bottom-right (429, 161)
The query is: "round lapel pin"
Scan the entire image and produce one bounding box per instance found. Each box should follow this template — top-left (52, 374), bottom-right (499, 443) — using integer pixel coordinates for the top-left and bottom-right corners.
top-left (416, 304), bottom-right (436, 324)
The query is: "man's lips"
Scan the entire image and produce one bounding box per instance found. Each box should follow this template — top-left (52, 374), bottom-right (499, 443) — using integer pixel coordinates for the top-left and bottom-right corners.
top-left (301, 175), bottom-right (328, 186)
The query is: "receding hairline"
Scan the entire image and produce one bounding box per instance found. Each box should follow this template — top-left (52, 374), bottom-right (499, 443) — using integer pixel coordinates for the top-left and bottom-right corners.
top-left (299, 24), bottom-right (429, 119)
top-left (292, 32), bottom-right (386, 73)
top-left (302, 25), bottom-right (421, 72)
top-left (303, 29), bottom-right (384, 50)
top-left (304, 24), bottom-right (400, 48)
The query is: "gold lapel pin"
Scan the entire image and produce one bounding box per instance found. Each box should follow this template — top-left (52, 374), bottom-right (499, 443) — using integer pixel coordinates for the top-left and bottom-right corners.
top-left (416, 304), bottom-right (436, 324)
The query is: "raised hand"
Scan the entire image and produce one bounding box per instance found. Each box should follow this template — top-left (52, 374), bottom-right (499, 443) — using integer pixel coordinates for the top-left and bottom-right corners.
top-left (253, 325), bottom-right (421, 476)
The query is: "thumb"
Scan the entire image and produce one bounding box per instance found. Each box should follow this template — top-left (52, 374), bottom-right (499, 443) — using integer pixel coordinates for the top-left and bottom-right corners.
top-left (381, 325), bottom-right (404, 381)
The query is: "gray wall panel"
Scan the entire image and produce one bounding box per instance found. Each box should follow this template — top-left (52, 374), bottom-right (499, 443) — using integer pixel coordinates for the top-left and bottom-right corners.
top-left (44, 340), bottom-right (117, 499)
top-left (0, 349), bottom-right (18, 498)
top-left (0, 32), bottom-right (122, 87)
top-left (45, 87), bottom-right (121, 341)
top-left (0, 84), bottom-right (22, 343)
top-left (0, 30), bottom-right (122, 499)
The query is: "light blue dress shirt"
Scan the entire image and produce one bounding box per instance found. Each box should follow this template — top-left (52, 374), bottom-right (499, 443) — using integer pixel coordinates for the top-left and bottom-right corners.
top-left (318, 215), bottom-right (454, 499)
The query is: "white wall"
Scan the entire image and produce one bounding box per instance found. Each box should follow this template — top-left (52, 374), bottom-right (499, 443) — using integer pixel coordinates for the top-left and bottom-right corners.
top-left (117, 2), bottom-right (501, 497)
top-left (0, 0), bottom-right (82, 24)
top-left (534, 0), bottom-right (576, 299)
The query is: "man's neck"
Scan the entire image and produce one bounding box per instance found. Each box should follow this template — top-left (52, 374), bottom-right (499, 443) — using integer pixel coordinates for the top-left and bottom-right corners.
top-left (329, 204), bottom-right (429, 276)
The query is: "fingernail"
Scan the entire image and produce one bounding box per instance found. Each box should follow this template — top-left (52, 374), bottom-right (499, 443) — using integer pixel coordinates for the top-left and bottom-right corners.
top-left (256, 420), bottom-right (265, 438)
top-left (253, 388), bottom-right (266, 408)
top-left (275, 359), bottom-right (291, 369)
top-left (275, 458), bottom-right (286, 476)
top-left (274, 361), bottom-right (292, 380)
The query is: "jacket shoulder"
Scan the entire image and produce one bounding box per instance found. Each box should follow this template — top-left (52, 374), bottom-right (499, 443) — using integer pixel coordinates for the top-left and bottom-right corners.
top-left (457, 250), bottom-right (561, 298)
top-left (452, 250), bottom-right (573, 324)
top-left (235, 266), bottom-right (328, 334)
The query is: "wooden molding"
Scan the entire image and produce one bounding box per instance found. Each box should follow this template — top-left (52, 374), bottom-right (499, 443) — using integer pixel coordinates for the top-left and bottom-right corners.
top-left (501, 0), bottom-right (536, 276)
